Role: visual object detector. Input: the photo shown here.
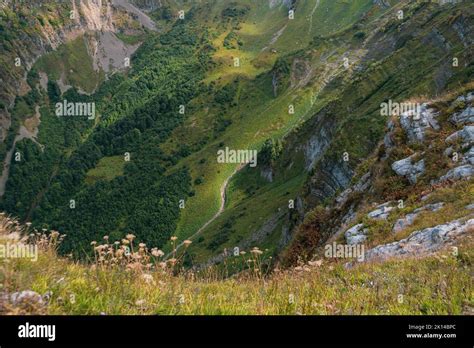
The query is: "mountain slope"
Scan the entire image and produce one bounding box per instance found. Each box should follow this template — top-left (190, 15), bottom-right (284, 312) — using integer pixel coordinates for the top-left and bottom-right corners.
top-left (0, 0), bottom-right (391, 257)
top-left (182, 0), bottom-right (474, 265)
top-left (0, 0), bottom-right (473, 269)
top-left (0, 0), bottom-right (473, 316)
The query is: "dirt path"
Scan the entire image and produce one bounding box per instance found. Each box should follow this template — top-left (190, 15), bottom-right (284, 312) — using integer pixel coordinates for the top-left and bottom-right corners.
top-left (112, 0), bottom-right (157, 31)
top-left (261, 24), bottom-right (288, 52)
top-left (0, 106), bottom-right (43, 197)
top-left (167, 164), bottom-right (245, 257)
top-left (308, 0), bottom-right (321, 36)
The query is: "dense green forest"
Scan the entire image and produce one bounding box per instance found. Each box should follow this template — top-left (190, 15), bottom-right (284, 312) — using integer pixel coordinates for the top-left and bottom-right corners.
top-left (1, 17), bottom-right (213, 256)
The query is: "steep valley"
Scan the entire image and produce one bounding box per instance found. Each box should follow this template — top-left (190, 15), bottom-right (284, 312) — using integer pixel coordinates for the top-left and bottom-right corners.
top-left (0, 0), bottom-right (473, 314)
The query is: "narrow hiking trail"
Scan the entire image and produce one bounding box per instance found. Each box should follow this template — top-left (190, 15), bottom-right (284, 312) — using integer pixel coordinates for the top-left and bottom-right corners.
top-left (169, 64), bottom-right (338, 255)
top-left (166, 164), bottom-right (244, 257)
top-left (308, 0), bottom-right (321, 36)
top-left (0, 106), bottom-right (44, 197)
top-left (169, 82), bottom-right (324, 257)
top-left (112, 0), bottom-right (157, 31)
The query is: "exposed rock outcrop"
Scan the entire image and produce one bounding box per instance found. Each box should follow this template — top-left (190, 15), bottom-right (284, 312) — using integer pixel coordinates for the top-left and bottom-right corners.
top-left (450, 105), bottom-right (474, 125)
top-left (462, 147), bottom-right (474, 165)
top-left (391, 155), bottom-right (425, 184)
top-left (367, 202), bottom-right (393, 220)
top-left (335, 172), bottom-right (371, 208)
top-left (364, 218), bottom-right (474, 262)
top-left (112, 0), bottom-right (157, 30)
top-left (269, 0), bottom-right (294, 10)
top-left (383, 119), bottom-right (395, 151)
top-left (10, 290), bottom-right (44, 307)
top-left (290, 58), bottom-right (313, 89)
top-left (304, 127), bottom-right (332, 170)
top-left (454, 92), bottom-right (474, 103)
top-left (399, 104), bottom-right (439, 143)
top-left (308, 159), bottom-right (353, 202)
top-left (392, 214), bottom-right (417, 234)
top-left (373, 0), bottom-right (390, 9)
top-left (392, 202), bottom-right (444, 233)
top-left (344, 223), bottom-right (368, 245)
top-left (260, 166), bottom-right (274, 182)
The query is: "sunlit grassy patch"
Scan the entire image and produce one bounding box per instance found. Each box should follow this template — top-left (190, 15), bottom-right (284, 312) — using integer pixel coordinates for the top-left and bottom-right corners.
top-left (85, 156), bottom-right (125, 184)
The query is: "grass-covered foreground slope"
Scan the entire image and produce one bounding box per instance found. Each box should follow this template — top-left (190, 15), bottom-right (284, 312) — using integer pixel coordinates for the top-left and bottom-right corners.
top-left (0, 215), bottom-right (471, 315)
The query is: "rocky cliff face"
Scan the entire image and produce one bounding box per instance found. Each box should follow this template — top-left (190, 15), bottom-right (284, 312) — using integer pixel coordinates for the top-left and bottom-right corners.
top-left (0, 0), bottom-right (156, 141)
top-left (2, 1), bottom-right (106, 105)
top-left (282, 86), bottom-right (474, 265)
top-left (269, 0), bottom-right (295, 10)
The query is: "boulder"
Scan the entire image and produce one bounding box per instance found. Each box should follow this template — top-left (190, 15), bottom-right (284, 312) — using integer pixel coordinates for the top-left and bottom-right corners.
top-left (399, 104), bottom-right (439, 143)
top-left (365, 218), bottom-right (474, 262)
top-left (462, 147), bottom-right (474, 165)
top-left (392, 202), bottom-right (444, 233)
top-left (345, 223), bottom-right (368, 245)
top-left (391, 155), bottom-right (425, 184)
top-left (439, 164), bottom-right (474, 182)
top-left (367, 202), bottom-right (394, 220)
top-left (445, 125), bottom-right (474, 145)
top-left (444, 146), bottom-right (454, 157)
top-left (450, 106), bottom-right (474, 125)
